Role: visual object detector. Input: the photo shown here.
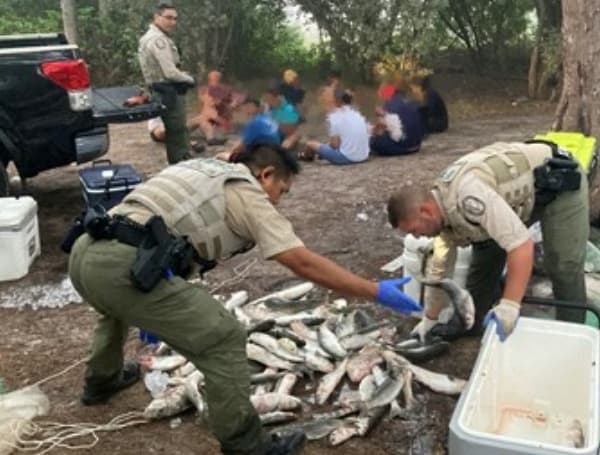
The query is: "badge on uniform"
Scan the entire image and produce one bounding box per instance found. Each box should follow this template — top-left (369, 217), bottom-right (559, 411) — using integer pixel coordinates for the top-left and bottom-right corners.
top-left (461, 196), bottom-right (486, 221)
top-left (155, 38), bottom-right (166, 49)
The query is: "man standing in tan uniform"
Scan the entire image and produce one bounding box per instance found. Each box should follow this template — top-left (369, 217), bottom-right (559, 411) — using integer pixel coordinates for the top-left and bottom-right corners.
top-left (138, 3), bottom-right (194, 164)
top-left (69, 144), bottom-right (420, 455)
top-left (387, 141), bottom-right (589, 341)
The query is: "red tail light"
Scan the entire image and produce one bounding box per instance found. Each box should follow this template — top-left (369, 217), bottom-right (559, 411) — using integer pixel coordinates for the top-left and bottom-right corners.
top-left (40, 59), bottom-right (90, 91)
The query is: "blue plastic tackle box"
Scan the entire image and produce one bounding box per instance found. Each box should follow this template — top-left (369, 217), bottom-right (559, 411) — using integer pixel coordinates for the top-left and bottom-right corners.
top-left (79, 160), bottom-right (142, 210)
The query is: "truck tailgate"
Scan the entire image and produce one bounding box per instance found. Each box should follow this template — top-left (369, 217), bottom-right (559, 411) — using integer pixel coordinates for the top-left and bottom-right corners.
top-left (92, 86), bottom-right (164, 124)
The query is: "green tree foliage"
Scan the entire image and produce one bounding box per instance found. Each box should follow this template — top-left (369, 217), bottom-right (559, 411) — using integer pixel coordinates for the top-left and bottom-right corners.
top-left (438, 0), bottom-right (533, 69)
top-left (296, 0), bottom-right (405, 80)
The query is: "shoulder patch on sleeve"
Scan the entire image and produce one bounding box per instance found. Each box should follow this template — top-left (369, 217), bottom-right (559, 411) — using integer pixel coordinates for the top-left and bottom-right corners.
top-left (461, 196), bottom-right (486, 222)
top-left (439, 164), bottom-right (462, 183)
top-left (155, 38), bottom-right (166, 50)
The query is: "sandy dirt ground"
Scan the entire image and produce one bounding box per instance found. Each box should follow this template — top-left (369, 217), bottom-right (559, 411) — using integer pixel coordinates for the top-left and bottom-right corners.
top-left (0, 76), bottom-right (558, 454)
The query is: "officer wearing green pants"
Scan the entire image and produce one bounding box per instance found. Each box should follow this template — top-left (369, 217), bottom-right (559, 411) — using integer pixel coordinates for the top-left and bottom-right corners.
top-left (69, 144), bottom-right (420, 455)
top-left (138, 3), bottom-right (193, 164)
top-left (387, 141), bottom-right (589, 342)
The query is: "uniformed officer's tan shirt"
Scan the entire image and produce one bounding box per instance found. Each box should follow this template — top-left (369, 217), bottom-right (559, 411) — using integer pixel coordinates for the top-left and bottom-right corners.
top-left (224, 180), bottom-right (304, 260)
top-left (427, 142), bottom-right (553, 285)
top-left (113, 167), bottom-right (303, 261)
top-left (138, 23), bottom-right (194, 85)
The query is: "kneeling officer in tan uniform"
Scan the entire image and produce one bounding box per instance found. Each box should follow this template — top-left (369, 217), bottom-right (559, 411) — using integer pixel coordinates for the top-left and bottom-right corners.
top-left (68, 144), bottom-right (420, 455)
top-left (387, 141), bottom-right (589, 342)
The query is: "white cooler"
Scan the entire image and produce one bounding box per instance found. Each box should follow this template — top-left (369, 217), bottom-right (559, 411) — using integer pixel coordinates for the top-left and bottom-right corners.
top-left (0, 196), bottom-right (41, 281)
top-left (449, 317), bottom-right (600, 455)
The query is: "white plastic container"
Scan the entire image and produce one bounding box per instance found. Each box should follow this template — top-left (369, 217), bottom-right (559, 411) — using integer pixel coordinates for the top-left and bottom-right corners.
top-left (0, 196), bottom-right (41, 281)
top-left (449, 317), bottom-right (600, 455)
top-left (402, 234), bottom-right (472, 304)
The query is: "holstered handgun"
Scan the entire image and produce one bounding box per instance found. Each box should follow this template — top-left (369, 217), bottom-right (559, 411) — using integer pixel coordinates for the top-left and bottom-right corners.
top-left (129, 216), bottom-right (196, 292)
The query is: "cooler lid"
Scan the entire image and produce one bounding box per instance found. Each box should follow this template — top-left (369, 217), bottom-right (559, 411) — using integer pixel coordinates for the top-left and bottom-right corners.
top-left (0, 196), bottom-right (37, 230)
top-left (79, 164), bottom-right (142, 190)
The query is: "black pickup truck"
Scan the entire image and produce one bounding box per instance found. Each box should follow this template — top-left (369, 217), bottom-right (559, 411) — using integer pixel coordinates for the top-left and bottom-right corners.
top-left (0, 33), bottom-right (161, 195)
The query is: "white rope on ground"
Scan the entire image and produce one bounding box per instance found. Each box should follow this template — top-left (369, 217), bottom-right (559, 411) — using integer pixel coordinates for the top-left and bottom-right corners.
top-left (32, 357), bottom-right (88, 388)
top-left (5, 412), bottom-right (148, 455)
top-left (208, 258), bottom-right (258, 294)
top-left (0, 331), bottom-right (149, 454)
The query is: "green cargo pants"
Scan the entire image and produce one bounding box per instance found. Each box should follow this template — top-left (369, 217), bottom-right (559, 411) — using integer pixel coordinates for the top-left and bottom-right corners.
top-left (468, 173), bottom-right (589, 329)
top-left (68, 235), bottom-right (269, 455)
top-left (160, 92), bottom-right (190, 165)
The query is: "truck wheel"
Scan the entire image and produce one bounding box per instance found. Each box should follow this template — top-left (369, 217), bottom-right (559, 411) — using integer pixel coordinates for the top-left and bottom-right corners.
top-left (0, 162), bottom-right (8, 196)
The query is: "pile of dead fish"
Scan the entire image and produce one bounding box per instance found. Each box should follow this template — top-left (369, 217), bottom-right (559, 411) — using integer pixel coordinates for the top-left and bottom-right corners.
top-left (140, 282), bottom-right (467, 446)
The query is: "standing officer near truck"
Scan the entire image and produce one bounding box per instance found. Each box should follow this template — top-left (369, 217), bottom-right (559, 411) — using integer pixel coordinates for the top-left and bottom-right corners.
top-left (138, 2), bottom-right (194, 164)
top-left (387, 141), bottom-right (589, 342)
top-left (68, 144), bottom-right (420, 455)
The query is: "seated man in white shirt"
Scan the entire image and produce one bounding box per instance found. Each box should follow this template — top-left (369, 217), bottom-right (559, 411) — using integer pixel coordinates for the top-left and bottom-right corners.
top-left (302, 89), bottom-right (370, 164)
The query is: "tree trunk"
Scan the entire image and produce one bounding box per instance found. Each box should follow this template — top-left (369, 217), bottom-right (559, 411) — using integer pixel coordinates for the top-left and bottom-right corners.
top-left (552, 0), bottom-right (598, 134)
top-left (528, 45), bottom-right (540, 99)
top-left (554, 0), bottom-right (600, 222)
top-left (61, 0), bottom-right (78, 44)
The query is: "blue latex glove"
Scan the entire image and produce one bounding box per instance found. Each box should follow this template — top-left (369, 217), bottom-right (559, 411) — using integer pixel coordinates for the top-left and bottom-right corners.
top-left (483, 299), bottom-right (520, 342)
top-left (376, 277), bottom-right (423, 314)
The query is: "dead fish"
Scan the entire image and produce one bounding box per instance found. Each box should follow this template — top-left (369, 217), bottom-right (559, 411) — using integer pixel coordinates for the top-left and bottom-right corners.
top-left (290, 321), bottom-right (318, 342)
top-left (358, 374), bottom-right (377, 402)
top-left (316, 358), bottom-right (349, 405)
top-left (144, 385), bottom-right (191, 420)
top-left (303, 350), bottom-right (335, 373)
top-left (365, 375), bottom-right (404, 409)
top-left (313, 402), bottom-right (361, 420)
top-left (339, 330), bottom-right (381, 351)
top-left (408, 363), bottom-right (466, 395)
top-left (290, 321), bottom-right (331, 358)
top-left (248, 282), bottom-right (315, 306)
top-left (183, 371), bottom-right (206, 415)
top-left (248, 333), bottom-right (304, 363)
top-left (260, 411), bottom-right (298, 425)
top-left (277, 337), bottom-right (301, 356)
top-left (281, 418), bottom-right (345, 440)
top-left (246, 343), bottom-right (298, 371)
top-left (318, 324), bottom-right (348, 359)
top-left (420, 277), bottom-right (475, 330)
top-left (275, 313), bottom-right (325, 326)
top-left (264, 296), bottom-right (324, 313)
top-left (251, 371), bottom-right (288, 384)
top-left (247, 319), bottom-right (276, 334)
top-left (268, 327), bottom-right (306, 347)
top-left (250, 393), bottom-right (302, 414)
top-left (233, 307), bottom-right (253, 326)
top-left (224, 290), bottom-right (249, 311)
top-left (255, 368), bottom-right (277, 395)
top-left (329, 406), bottom-right (387, 446)
top-left (139, 354), bottom-right (187, 371)
top-left (337, 383), bottom-right (362, 406)
top-left (173, 362), bottom-right (197, 377)
top-left (276, 373), bottom-right (298, 395)
top-left (346, 345), bottom-right (383, 383)
top-left (155, 342), bottom-right (170, 355)
top-left (393, 336), bottom-right (450, 362)
top-left (402, 368), bottom-right (417, 411)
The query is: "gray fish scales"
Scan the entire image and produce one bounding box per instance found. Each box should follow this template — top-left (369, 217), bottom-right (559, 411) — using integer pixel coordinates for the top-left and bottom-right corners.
top-left (316, 358), bottom-right (348, 405)
top-left (318, 324), bottom-right (348, 359)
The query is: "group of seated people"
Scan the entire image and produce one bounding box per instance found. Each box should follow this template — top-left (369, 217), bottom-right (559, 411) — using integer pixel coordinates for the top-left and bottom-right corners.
top-left (148, 68), bottom-right (449, 166)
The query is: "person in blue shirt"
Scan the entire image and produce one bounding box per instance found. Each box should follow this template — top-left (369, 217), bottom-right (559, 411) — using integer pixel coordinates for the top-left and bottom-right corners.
top-left (370, 87), bottom-right (424, 156)
top-left (263, 84), bottom-right (302, 151)
top-left (223, 99), bottom-right (282, 160)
